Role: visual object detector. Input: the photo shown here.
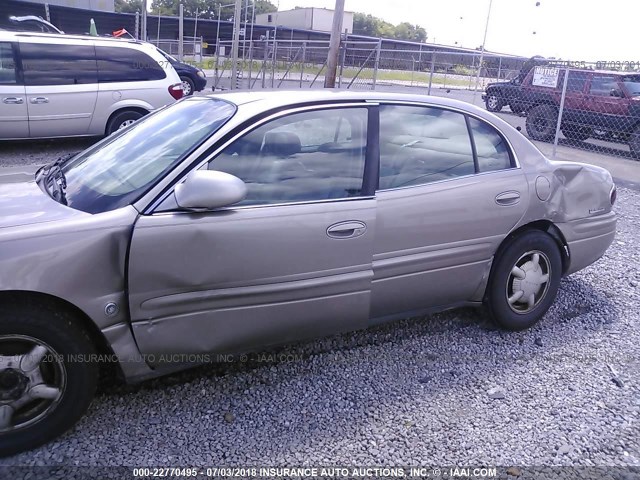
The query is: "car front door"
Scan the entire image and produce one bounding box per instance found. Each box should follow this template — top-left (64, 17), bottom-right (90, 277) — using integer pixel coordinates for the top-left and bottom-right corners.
top-left (372, 104), bottom-right (529, 319)
top-left (20, 39), bottom-right (98, 138)
top-left (0, 41), bottom-right (28, 139)
top-left (127, 105), bottom-right (377, 362)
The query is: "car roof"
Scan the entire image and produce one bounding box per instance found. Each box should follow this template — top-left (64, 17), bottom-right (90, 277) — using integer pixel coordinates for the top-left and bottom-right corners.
top-left (0, 29), bottom-right (144, 46)
top-left (206, 89), bottom-right (487, 113)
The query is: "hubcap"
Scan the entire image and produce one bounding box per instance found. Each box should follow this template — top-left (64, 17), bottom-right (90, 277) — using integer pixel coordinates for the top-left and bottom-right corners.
top-left (181, 80), bottom-right (192, 96)
top-left (0, 335), bottom-right (66, 432)
top-left (118, 119), bottom-right (136, 130)
top-left (488, 95), bottom-right (499, 109)
top-left (506, 250), bottom-right (551, 314)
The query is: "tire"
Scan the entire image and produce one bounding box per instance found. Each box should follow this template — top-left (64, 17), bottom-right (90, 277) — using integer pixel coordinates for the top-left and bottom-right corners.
top-left (629, 125), bottom-right (640, 159)
top-left (180, 76), bottom-right (195, 96)
top-left (0, 301), bottom-right (98, 457)
top-left (485, 93), bottom-right (504, 112)
top-left (485, 230), bottom-right (562, 331)
top-left (106, 110), bottom-right (144, 136)
top-left (525, 104), bottom-right (558, 142)
top-left (562, 126), bottom-right (591, 142)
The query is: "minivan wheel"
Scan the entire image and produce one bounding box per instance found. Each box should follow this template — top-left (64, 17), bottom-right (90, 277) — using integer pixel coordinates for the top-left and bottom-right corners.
top-left (106, 110), bottom-right (145, 136)
top-left (629, 125), bottom-right (640, 159)
top-left (526, 104), bottom-right (558, 142)
top-left (485, 94), bottom-right (504, 112)
top-left (486, 231), bottom-right (562, 331)
top-left (180, 76), bottom-right (195, 96)
top-left (0, 303), bottom-right (98, 457)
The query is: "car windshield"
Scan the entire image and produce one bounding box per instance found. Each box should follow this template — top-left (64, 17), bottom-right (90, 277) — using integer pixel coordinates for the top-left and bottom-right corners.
top-left (622, 77), bottom-right (640, 97)
top-left (58, 97), bottom-right (236, 214)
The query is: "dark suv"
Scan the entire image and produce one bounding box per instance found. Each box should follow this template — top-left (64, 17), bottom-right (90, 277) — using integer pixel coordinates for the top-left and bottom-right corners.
top-left (519, 68), bottom-right (640, 157)
top-left (483, 56), bottom-right (548, 113)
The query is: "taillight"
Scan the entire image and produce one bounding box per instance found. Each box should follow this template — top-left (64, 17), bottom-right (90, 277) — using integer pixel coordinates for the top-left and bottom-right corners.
top-left (168, 83), bottom-right (183, 100)
top-left (610, 185), bottom-right (617, 206)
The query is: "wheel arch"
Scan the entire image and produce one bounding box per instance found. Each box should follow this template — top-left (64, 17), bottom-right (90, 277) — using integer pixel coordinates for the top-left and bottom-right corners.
top-left (0, 290), bottom-right (122, 378)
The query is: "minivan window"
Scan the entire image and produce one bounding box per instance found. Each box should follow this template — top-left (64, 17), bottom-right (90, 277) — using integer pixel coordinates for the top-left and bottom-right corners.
top-left (21, 43), bottom-right (98, 86)
top-left (56, 98), bottom-right (237, 214)
top-left (96, 46), bottom-right (166, 82)
top-left (0, 43), bottom-right (16, 84)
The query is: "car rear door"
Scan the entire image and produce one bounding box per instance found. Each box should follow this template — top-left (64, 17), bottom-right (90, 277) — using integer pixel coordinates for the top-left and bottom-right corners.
top-left (0, 41), bottom-right (28, 139)
top-left (371, 104), bottom-right (529, 319)
top-left (586, 74), bottom-right (632, 134)
top-left (127, 104), bottom-right (378, 362)
top-left (20, 38), bottom-right (98, 138)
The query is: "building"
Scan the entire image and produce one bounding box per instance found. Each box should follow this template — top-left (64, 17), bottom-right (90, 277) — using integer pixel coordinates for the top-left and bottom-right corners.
top-left (256, 7), bottom-right (354, 34)
top-left (12, 0), bottom-right (114, 13)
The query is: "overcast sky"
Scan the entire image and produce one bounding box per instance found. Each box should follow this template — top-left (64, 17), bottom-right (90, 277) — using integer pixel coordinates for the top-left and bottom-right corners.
top-left (273, 0), bottom-right (637, 62)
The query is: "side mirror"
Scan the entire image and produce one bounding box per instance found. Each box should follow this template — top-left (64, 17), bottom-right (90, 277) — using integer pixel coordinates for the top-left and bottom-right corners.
top-left (610, 88), bottom-right (624, 98)
top-left (174, 170), bottom-right (247, 210)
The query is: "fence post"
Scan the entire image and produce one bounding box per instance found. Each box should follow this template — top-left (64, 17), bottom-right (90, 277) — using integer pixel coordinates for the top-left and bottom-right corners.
top-left (135, 11), bottom-right (140, 40)
top-left (44, 3), bottom-right (50, 22)
top-left (497, 57), bottom-right (502, 80)
top-left (300, 42), bottom-right (306, 88)
top-left (262, 35), bottom-right (269, 89)
top-left (428, 53), bottom-right (436, 95)
top-left (248, 41), bottom-right (254, 88)
top-left (552, 67), bottom-right (570, 159)
top-left (178, 4), bottom-right (184, 62)
top-left (372, 39), bottom-right (382, 90)
top-left (338, 40), bottom-right (346, 88)
top-left (271, 36), bottom-right (277, 88)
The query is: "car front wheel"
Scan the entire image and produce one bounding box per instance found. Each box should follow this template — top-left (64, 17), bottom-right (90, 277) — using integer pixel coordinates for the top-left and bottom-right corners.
top-left (486, 230), bottom-right (562, 331)
top-left (0, 302), bottom-right (98, 457)
top-left (485, 93), bottom-right (504, 112)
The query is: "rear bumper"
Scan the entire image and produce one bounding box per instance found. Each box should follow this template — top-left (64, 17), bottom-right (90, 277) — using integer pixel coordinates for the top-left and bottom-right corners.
top-left (556, 212), bottom-right (617, 275)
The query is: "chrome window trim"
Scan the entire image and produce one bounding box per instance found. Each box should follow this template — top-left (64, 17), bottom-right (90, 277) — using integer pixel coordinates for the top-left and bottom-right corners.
top-left (144, 102), bottom-right (377, 214)
top-left (371, 99), bottom-right (521, 169)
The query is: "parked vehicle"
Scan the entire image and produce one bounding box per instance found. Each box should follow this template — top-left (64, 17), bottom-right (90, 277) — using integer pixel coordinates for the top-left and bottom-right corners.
top-left (0, 91), bottom-right (616, 456)
top-left (0, 15), bottom-right (63, 34)
top-left (521, 68), bottom-right (640, 158)
top-left (155, 47), bottom-right (207, 96)
top-left (0, 31), bottom-right (183, 140)
top-left (483, 56), bottom-right (548, 113)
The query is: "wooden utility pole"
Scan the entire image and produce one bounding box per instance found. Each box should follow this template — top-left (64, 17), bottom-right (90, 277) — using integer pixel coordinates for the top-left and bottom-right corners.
top-left (324, 0), bottom-right (345, 88)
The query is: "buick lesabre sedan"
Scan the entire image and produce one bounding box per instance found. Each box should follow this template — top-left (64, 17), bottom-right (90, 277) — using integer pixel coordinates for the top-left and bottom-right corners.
top-left (0, 91), bottom-right (616, 455)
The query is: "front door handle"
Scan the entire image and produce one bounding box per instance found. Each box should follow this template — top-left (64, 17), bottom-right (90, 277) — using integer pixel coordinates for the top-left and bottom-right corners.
top-left (495, 191), bottom-right (521, 206)
top-left (3, 97), bottom-right (24, 104)
top-left (30, 97), bottom-right (49, 104)
top-left (327, 221), bottom-right (367, 239)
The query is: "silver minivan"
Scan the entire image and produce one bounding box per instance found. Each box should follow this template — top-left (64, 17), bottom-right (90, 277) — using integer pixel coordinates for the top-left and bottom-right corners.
top-left (0, 31), bottom-right (183, 140)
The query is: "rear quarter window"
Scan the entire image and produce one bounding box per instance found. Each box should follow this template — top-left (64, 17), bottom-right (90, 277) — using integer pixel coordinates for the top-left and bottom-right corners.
top-left (20, 43), bottom-right (97, 86)
top-left (96, 46), bottom-right (166, 83)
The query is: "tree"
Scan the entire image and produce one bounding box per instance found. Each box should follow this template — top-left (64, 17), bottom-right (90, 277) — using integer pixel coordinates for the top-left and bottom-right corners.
top-left (115, 0), bottom-right (143, 13)
top-left (150, 0), bottom-right (276, 21)
top-left (353, 13), bottom-right (427, 43)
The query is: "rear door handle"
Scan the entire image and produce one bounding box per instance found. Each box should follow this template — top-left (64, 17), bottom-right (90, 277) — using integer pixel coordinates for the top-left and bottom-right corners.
top-left (327, 221), bottom-right (367, 239)
top-left (3, 97), bottom-right (24, 104)
top-left (30, 97), bottom-right (49, 104)
top-left (495, 191), bottom-right (521, 206)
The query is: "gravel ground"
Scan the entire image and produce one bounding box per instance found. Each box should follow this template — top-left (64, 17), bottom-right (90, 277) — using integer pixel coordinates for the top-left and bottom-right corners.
top-left (0, 138), bottom-right (96, 168)
top-left (0, 186), bottom-right (638, 469)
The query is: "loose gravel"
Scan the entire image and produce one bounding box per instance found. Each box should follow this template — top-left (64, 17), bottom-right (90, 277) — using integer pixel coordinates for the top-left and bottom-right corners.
top-left (0, 172), bottom-right (638, 468)
top-left (0, 138), bottom-right (95, 168)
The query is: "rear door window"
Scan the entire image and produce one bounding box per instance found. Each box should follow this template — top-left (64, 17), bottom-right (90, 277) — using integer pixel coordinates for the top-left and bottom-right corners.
top-left (589, 75), bottom-right (619, 96)
top-left (0, 42), bottom-right (17, 84)
top-left (20, 43), bottom-right (97, 86)
top-left (96, 46), bottom-right (166, 82)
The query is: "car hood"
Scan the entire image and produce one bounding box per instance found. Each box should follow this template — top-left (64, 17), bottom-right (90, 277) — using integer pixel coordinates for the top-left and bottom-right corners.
top-left (0, 167), bottom-right (87, 229)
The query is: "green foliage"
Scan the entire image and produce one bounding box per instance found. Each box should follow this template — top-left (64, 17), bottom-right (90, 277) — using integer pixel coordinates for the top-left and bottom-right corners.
top-left (114, 0), bottom-right (143, 14)
top-left (150, 0), bottom-right (276, 21)
top-left (353, 13), bottom-right (427, 42)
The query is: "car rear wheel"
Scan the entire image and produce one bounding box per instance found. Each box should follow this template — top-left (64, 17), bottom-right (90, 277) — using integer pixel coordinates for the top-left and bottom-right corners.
top-left (629, 125), bottom-right (640, 159)
top-left (106, 110), bottom-right (145, 136)
top-left (562, 126), bottom-right (592, 142)
top-left (0, 303), bottom-right (98, 457)
top-left (485, 230), bottom-right (562, 331)
top-left (180, 76), bottom-right (195, 96)
top-left (485, 94), bottom-right (504, 112)
top-left (526, 104), bottom-right (558, 142)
